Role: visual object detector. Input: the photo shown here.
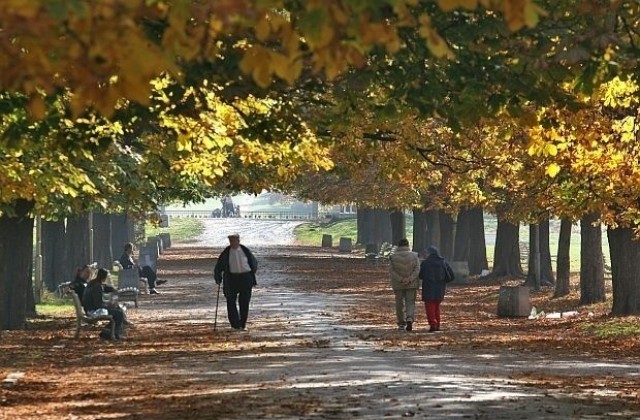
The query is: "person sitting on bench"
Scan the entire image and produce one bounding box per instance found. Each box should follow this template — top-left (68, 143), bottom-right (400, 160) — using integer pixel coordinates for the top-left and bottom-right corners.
top-left (69, 264), bottom-right (91, 299)
top-left (82, 268), bottom-right (127, 340)
top-left (118, 242), bottom-right (167, 295)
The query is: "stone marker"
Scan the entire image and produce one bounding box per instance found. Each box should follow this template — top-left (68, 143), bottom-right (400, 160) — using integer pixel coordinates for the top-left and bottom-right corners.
top-left (321, 234), bottom-right (333, 248)
top-left (497, 286), bottom-right (531, 317)
top-left (449, 261), bottom-right (470, 284)
top-left (338, 237), bottom-right (352, 253)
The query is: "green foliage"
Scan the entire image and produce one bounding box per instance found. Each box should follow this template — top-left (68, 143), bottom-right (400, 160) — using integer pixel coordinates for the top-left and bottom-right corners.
top-left (581, 321), bottom-right (640, 339)
top-left (36, 292), bottom-right (73, 317)
top-left (146, 218), bottom-right (205, 243)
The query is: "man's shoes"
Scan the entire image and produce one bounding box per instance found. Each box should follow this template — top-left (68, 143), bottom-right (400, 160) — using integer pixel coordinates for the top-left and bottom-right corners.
top-left (149, 288), bottom-right (160, 295)
top-left (406, 321), bottom-right (413, 332)
top-left (156, 279), bottom-right (168, 285)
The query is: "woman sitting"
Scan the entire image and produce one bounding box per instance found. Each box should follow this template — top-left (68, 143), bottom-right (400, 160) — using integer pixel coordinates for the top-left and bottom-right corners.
top-left (82, 268), bottom-right (127, 340)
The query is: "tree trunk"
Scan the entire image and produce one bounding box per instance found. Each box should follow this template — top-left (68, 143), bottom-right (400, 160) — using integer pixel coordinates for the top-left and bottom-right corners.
top-left (425, 209), bottom-right (440, 250)
top-left (0, 199), bottom-right (35, 330)
top-left (468, 207), bottom-right (488, 275)
top-left (66, 215), bottom-right (90, 279)
top-left (453, 208), bottom-right (471, 262)
top-left (554, 218), bottom-right (572, 298)
top-left (111, 214), bottom-right (133, 258)
top-left (580, 212), bottom-right (605, 305)
top-left (358, 208), bottom-right (391, 246)
top-left (389, 210), bottom-right (406, 245)
top-left (356, 208), bottom-right (366, 245)
top-left (526, 223), bottom-right (541, 290)
top-left (375, 209), bottom-right (392, 244)
top-left (412, 209), bottom-right (427, 254)
top-left (526, 219), bottom-right (555, 288)
top-left (93, 212), bottom-right (113, 269)
top-left (42, 220), bottom-right (67, 292)
top-left (439, 210), bottom-right (455, 260)
top-left (492, 218), bottom-right (523, 278)
top-left (607, 226), bottom-right (640, 315)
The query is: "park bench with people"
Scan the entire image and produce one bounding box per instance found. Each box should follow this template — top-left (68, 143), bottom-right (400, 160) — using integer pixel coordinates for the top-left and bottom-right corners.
top-left (64, 286), bottom-right (115, 340)
top-left (365, 242), bottom-right (394, 265)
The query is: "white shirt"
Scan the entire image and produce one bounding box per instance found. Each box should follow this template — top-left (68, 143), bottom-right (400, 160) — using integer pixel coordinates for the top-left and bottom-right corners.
top-left (229, 247), bottom-right (251, 273)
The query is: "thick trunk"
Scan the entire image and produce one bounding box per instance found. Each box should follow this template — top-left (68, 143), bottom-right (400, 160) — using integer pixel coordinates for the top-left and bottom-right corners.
top-left (425, 209), bottom-right (440, 250)
top-left (93, 212), bottom-right (113, 269)
top-left (608, 226), bottom-right (640, 315)
top-left (554, 218), bottom-right (572, 297)
top-left (439, 210), bottom-right (455, 260)
top-left (356, 209), bottom-right (366, 245)
top-left (0, 199), bottom-right (35, 330)
top-left (358, 208), bottom-right (391, 246)
top-left (66, 215), bottom-right (90, 279)
top-left (42, 220), bottom-right (67, 291)
top-left (375, 209), bottom-right (392, 244)
top-left (412, 209), bottom-right (427, 254)
top-left (492, 218), bottom-right (523, 278)
top-left (526, 219), bottom-right (555, 287)
top-left (468, 207), bottom-right (488, 275)
top-left (389, 210), bottom-right (406, 245)
top-left (111, 214), bottom-right (133, 258)
top-left (453, 208), bottom-right (471, 262)
top-left (579, 212), bottom-right (605, 305)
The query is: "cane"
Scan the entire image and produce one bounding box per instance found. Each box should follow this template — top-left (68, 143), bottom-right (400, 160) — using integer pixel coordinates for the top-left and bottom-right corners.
top-left (213, 281), bottom-right (221, 332)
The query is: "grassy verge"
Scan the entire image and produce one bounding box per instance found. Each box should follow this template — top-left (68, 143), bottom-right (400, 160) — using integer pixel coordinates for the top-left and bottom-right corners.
top-left (294, 218), bottom-right (357, 246)
top-left (36, 292), bottom-right (74, 317)
top-left (581, 319), bottom-right (640, 338)
top-left (146, 218), bottom-right (205, 243)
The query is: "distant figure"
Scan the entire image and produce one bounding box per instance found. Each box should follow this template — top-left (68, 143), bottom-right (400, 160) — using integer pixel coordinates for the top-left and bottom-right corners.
top-left (389, 239), bottom-right (420, 332)
top-left (118, 242), bottom-right (167, 295)
top-left (221, 196), bottom-right (236, 217)
top-left (419, 246), bottom-right (455, 333)
top-left (214, 234), bottom-right (258, 331)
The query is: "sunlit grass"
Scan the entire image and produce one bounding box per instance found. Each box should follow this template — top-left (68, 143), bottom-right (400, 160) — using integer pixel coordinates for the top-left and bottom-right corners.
top-left (581, 319), bottom-right (640, 338)
top-left (146, 218), bottom-right (205, 243)
top-left (36, 292), bottom-right (73, 317)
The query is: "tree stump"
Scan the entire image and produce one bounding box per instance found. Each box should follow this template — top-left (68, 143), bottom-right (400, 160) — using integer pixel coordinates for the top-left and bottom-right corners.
top-left (338, 237), bottom-right (352, 253)
top-left (321, 234), bottom-right (333, 248)
top-left (497, 286), bottom-right (531, 317)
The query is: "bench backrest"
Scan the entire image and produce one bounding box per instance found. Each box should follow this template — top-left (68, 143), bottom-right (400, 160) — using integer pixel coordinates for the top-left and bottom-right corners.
top-left (118, 269), bottom-right (140, 290)
top-left (68, 290), bottom-right (86, 318)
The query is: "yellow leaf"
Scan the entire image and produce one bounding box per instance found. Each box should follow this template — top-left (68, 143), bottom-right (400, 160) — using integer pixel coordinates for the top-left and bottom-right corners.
top-left (544, 144), bottom-right (558, 156)
top-left (255, 15), bottom-right (271, 41)
top-left (546, 163), bottom-right (561, 178)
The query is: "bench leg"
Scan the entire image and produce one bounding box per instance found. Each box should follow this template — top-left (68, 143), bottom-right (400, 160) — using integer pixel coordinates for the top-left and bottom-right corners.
top-left (75, 319), bottom-right (81, 339)
top-left (109, 322), bottom-right (116, 340)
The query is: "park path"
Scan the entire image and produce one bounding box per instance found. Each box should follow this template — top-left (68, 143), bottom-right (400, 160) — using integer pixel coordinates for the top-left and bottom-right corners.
top-left (128, 218), bottom-right (640, 419)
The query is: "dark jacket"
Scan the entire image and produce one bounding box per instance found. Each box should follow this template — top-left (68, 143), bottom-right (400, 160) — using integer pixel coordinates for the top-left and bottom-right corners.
top-left (119, 253), bottom-right (135, 270)
top-left (419, 252), bottom-right (454, 301)
top-left (69, 275), bottom-right (87, 299)
top-left (214, 245), bottom-right (258, 288)
top-left (82, 279), bottom-right (106, 313)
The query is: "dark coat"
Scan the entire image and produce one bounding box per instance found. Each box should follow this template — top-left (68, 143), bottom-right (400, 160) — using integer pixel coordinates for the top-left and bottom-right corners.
top-left (82, 280), bottom-right (106, 313)
top-left (69, 275), bottom-right (87, 299)
top-left (419, 253), bottom-right (455, 301)
top-left (214, 245), bottom-right (258, 290)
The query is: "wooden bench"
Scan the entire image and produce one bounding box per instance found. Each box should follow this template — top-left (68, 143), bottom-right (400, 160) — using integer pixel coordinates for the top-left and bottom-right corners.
top-left (65, 288), bottom-right (115, 340)
top-left (116, 269), bottom-right (146, 308)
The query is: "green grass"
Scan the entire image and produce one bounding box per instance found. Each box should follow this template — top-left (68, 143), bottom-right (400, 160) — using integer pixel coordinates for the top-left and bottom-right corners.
top-left (295, 218), bottom-right (358, 245)
top-left (146, 218), bottom-right (205, 243)
top-left (36, 292), bottom-right (73, 317)
top-left (581, 321), bottom-right (640, 338)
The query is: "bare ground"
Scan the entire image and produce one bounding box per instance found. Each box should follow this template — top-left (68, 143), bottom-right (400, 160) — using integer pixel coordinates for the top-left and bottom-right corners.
top-left (1, 219), bottom-right (639, 419)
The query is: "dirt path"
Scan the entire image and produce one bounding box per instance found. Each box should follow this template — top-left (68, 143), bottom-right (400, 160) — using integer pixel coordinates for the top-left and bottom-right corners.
top-left (1, 219), bottom-right (639, 419)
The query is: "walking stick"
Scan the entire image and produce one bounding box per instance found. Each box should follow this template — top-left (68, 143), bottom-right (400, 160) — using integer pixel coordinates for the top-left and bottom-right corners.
top-left (213, 281), bottom-right (221, 332)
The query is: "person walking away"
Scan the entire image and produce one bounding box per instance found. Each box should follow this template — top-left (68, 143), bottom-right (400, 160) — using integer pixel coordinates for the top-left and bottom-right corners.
top-left (389, 238), bottom-right (420, 332)
top-left (82, 268), bottom-right (127, 340)
top-left (118, 242), bottom-right (167, 294)
top-left (419, 245), bottom-right (455, 333)
top-left (214, 234), bottom-right (258, 331)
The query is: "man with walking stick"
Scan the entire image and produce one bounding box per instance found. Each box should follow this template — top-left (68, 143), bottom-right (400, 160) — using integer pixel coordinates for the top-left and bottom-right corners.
top-left (214, 234), bottom-right (258, 331)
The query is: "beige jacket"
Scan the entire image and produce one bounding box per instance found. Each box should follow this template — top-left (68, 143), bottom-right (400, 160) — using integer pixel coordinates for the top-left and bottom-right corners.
top-left (389, 246), bottom-right (420, 290)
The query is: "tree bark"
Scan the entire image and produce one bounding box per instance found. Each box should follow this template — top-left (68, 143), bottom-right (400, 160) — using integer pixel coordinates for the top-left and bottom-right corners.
top-left (439, 210), bottom-right (455, 260)
top-left (0, 199), bottom-right (35, 330)
top-left (492, 218), bottom-right (524, 278)
top-left (468, 207), bottom-right (488, 275)
top-left (111, 214), bottom-right (133, 258)
top-left (425, 209), bottom-right (440, 250)
top-left (66, 215), bottom-right (90, 280)
top-left (93, 212), bottom-right (113, 269)
top-left (453, 208), bottom-right (471, 262)
top-left (554, 218), bottom-right (572, 298)
top-left (607, 226), bottom-right (640, 315)
top-left (42, 220), bottom-right (67, 292)
top-left (579, 212), bottom-right (605, 305)
top-left (389, 210), bottom-right (406, 245)
top-left (526, 219), bottom-right (555, 288)
top-left (412, 209), bottom-right (427, 254)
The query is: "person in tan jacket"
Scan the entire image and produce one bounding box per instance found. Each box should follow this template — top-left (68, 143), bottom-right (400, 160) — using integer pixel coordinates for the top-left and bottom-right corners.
top-left (389, 238), bottom-right (420, 331)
